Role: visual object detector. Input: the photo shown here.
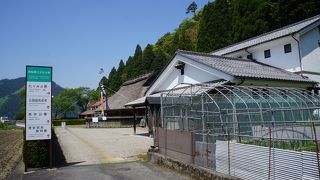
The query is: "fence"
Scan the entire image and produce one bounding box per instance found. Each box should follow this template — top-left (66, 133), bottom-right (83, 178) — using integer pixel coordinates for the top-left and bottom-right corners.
top-left (158, 85), bottom-right (320, 179)
top-left (157, 123), bottom-right (320, 179)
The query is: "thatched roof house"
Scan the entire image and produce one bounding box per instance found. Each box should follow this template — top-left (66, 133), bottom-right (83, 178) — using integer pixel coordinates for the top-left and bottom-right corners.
top-left (106, 73), bottom-right (155, 122)
top-left (107, 73), bottom-right (151, 110)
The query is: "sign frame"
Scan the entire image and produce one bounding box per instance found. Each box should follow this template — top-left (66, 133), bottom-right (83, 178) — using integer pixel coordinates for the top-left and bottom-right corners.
top-left (25, 65), bottom-right (53, 141)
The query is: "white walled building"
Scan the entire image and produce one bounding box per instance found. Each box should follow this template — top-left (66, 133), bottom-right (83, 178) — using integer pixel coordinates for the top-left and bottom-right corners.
top-left (125, 15), bottom-right (320, 137)
top-left (211, 15), bottom-right (320, 83)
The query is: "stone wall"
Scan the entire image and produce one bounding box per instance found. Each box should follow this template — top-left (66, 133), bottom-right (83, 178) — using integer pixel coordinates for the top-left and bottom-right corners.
top-left (148, 152), bottom-right (241, 180)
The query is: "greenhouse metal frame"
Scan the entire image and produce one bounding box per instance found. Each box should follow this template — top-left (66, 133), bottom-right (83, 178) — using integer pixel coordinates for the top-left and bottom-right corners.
top-left (159, 83), bottom-right (320, 179)
top-left (160, 83), bottom-right (320, 146)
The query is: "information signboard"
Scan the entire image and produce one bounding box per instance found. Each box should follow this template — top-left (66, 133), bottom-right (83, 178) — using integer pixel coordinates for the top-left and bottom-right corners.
top-left (26, 66), bottom-right (52, 141)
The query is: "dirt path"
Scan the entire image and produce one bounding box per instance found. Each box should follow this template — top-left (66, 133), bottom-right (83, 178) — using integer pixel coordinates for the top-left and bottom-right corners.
top-left (0, 130), bottom-right (23, 180)
top-left (54, 127), bottom-right (153, 166)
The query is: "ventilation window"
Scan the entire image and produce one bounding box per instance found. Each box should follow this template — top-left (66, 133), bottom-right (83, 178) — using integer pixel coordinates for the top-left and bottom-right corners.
top-left (284, 44), bottom-right (292, 53)
top-left (264, 49), bottom-right (271, 58)
top-left (180, 68), bottom-right (184, 75)
top-left (247, 54), bottom-right (253, 59)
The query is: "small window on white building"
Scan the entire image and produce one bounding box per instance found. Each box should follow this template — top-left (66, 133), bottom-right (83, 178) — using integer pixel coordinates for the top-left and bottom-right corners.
top-left (264, 49), bottom-right (271, 58)
top-left (284, 44), bottom-right (291, 53)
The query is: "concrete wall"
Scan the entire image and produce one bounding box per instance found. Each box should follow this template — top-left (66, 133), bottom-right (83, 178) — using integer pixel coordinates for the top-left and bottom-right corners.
top-left (148, 152), bottom-right (240, 180)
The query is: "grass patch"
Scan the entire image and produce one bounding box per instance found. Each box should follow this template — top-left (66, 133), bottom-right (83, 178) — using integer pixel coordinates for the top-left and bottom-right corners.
top-left (0, 122), bottom-right (18, 130)
top-left (242, 140), bottom-right (317, 152)
top-left (138, 153), bottom-right (148, 161)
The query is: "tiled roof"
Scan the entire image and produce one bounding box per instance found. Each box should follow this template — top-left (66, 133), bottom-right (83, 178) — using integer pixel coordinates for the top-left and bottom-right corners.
top-left (211, 15), bottom-right (320, 55)
top-left (177, 50), bottom-right (315, 83)
top-left (80, 110), bottom-right (96, 115)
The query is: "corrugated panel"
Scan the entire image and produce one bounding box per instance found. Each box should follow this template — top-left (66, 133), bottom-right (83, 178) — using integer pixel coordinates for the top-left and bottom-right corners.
top-left (195, 141), bottom-right (216, 169)
top-left (215, 141), bottom-right (320, 180)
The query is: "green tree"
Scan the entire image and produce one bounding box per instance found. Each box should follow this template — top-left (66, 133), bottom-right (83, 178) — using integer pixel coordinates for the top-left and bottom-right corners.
top-left (150, 49), bottom-right (169, 73)
top-left (142, 44), bottom-right (155, 71)
top-left (186, 1), bottom-right (198, 14)
top-left (231, 0), bottom-right (270, 42)
top-left (197, 0), bottom-right (232, 52)
top-left (132, 44), bottom-right (143, 76)
top-left (15, 88), bottom-right (26, 120)
top-left (52, 88), bottom-right (92, 119)
top-left (52, 89), bottom-right (76, 119)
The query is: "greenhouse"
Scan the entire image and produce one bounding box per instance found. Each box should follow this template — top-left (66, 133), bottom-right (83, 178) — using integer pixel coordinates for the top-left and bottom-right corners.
top-left (160, 83), bottom-right (320, 143)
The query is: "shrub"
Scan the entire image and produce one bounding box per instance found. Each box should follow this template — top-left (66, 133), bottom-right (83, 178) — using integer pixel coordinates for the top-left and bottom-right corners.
top-left (0, 122), bottom-right (16, 130)
top-left (23, 129), bottom-right (49, 168)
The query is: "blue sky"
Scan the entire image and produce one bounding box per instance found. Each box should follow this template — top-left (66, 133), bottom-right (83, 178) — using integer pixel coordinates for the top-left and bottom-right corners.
top-left (0, 0), bottom-right (208, 89)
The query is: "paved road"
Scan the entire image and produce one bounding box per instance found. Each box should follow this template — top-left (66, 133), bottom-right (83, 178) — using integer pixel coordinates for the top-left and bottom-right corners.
top-left (22, 162), bottom-right (190, 180)
top-left (10, 128), bottom-right (190, 180)
top-left (55, 127), bottom-right (153, 165)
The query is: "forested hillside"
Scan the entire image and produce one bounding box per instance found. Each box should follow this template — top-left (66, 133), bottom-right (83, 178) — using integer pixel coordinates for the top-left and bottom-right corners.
top-left (100, 0), bottom-right (320, 95)
top-left (0, 77), bottom-right (63, 119)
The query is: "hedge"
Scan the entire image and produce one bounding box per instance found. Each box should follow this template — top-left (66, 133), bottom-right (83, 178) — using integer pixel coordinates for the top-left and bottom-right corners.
top-left (23, 129), bottom-right (49, 168)
top-left (23, 128), bottom-right (67, 168)
top-left (52, 119), bottom-right (85, 126)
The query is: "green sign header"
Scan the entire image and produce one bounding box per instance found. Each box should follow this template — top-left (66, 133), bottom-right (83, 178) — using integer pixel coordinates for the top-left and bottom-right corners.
top-left (26, 66), bottom-right (52, 82)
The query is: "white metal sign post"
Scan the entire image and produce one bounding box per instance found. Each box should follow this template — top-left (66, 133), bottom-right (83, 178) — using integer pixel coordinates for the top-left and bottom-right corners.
top-left (25, 66), bottom-right (53, 171)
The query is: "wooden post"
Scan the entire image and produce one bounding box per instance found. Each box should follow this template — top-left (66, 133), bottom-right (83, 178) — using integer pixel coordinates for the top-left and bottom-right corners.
top-left (24, 140), bottom-right (27, 172)
top-left (49, 139), bottom-right (52, 169)
top-left (133, 107), bottom-right (136, 135)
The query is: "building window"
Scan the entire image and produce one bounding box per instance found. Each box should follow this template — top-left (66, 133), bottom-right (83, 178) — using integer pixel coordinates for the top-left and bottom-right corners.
top-left (284, 44), bottom-right (291, 53)
top-left (247, 54), bottom-right (253, 59)
top-left (264, 49), bottom-right (271, 58)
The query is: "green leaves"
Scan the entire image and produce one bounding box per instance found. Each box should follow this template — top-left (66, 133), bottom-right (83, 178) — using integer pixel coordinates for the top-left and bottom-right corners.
top-left (52, 87), bottom-right (98, 119)
top-left (99, 0), bottom-right (320, 94)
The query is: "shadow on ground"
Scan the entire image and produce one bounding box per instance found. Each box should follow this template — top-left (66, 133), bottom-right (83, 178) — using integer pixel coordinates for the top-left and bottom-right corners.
top-left (52, 130), bottom-right (68, 167)
top-left (135, 132), bottom-right (150, 137)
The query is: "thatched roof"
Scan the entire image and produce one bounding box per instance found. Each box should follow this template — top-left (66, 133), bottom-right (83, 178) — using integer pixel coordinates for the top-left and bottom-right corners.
top-left (107, 74), bottom-right (151, 110)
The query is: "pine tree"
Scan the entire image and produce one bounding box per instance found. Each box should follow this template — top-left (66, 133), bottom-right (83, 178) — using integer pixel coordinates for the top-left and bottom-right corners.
top-left (132, 44), bottom-right (143, 77)
top-left (150, 49), bottom-right (169, 73)
top-left (186, 2), bottom-right (198, 14)
top-left (142, 44), bottom-right (155, 72)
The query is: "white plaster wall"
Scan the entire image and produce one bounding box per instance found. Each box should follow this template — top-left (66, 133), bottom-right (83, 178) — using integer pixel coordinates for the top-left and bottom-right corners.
top-left (225, 36), bottom-right (301, 72)
top-left (146, 55), bottom-right (233, 95)
top-left (155, 62), bottom-right (221, 92)
top-left (300, 28), bottom-right (320, 74)
top-left (305, 74), bottom-right (320, 84)
top-left (156, 67), bottom-right (180, 91)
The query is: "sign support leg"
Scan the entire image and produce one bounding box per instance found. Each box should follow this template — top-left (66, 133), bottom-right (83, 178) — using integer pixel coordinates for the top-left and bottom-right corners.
top-left (49, 139), bottom-right (52, 169)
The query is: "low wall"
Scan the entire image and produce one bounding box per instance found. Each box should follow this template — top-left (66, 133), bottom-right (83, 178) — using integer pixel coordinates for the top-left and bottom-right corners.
top-left (148, 152), bottom-right (240, 180)
top-left (86, 119), bottom-right (139, 128)
top-left (157, 128), bottom-right (194, 164)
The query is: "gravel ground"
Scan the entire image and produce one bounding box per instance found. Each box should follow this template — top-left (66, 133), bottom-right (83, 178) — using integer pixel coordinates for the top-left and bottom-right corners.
top-left (55, 127), bottom-right (153, 165)
top-left (0, 130), bottom-right (23, 180)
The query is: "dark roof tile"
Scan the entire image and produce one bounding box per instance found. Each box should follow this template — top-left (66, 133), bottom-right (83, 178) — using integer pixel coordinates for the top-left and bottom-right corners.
top-left (177, 50), bottom-right (315, 83)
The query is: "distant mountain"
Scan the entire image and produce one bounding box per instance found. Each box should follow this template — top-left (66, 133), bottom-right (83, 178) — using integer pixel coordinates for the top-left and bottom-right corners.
top-left (0, 77), bottom-right (63, 119)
